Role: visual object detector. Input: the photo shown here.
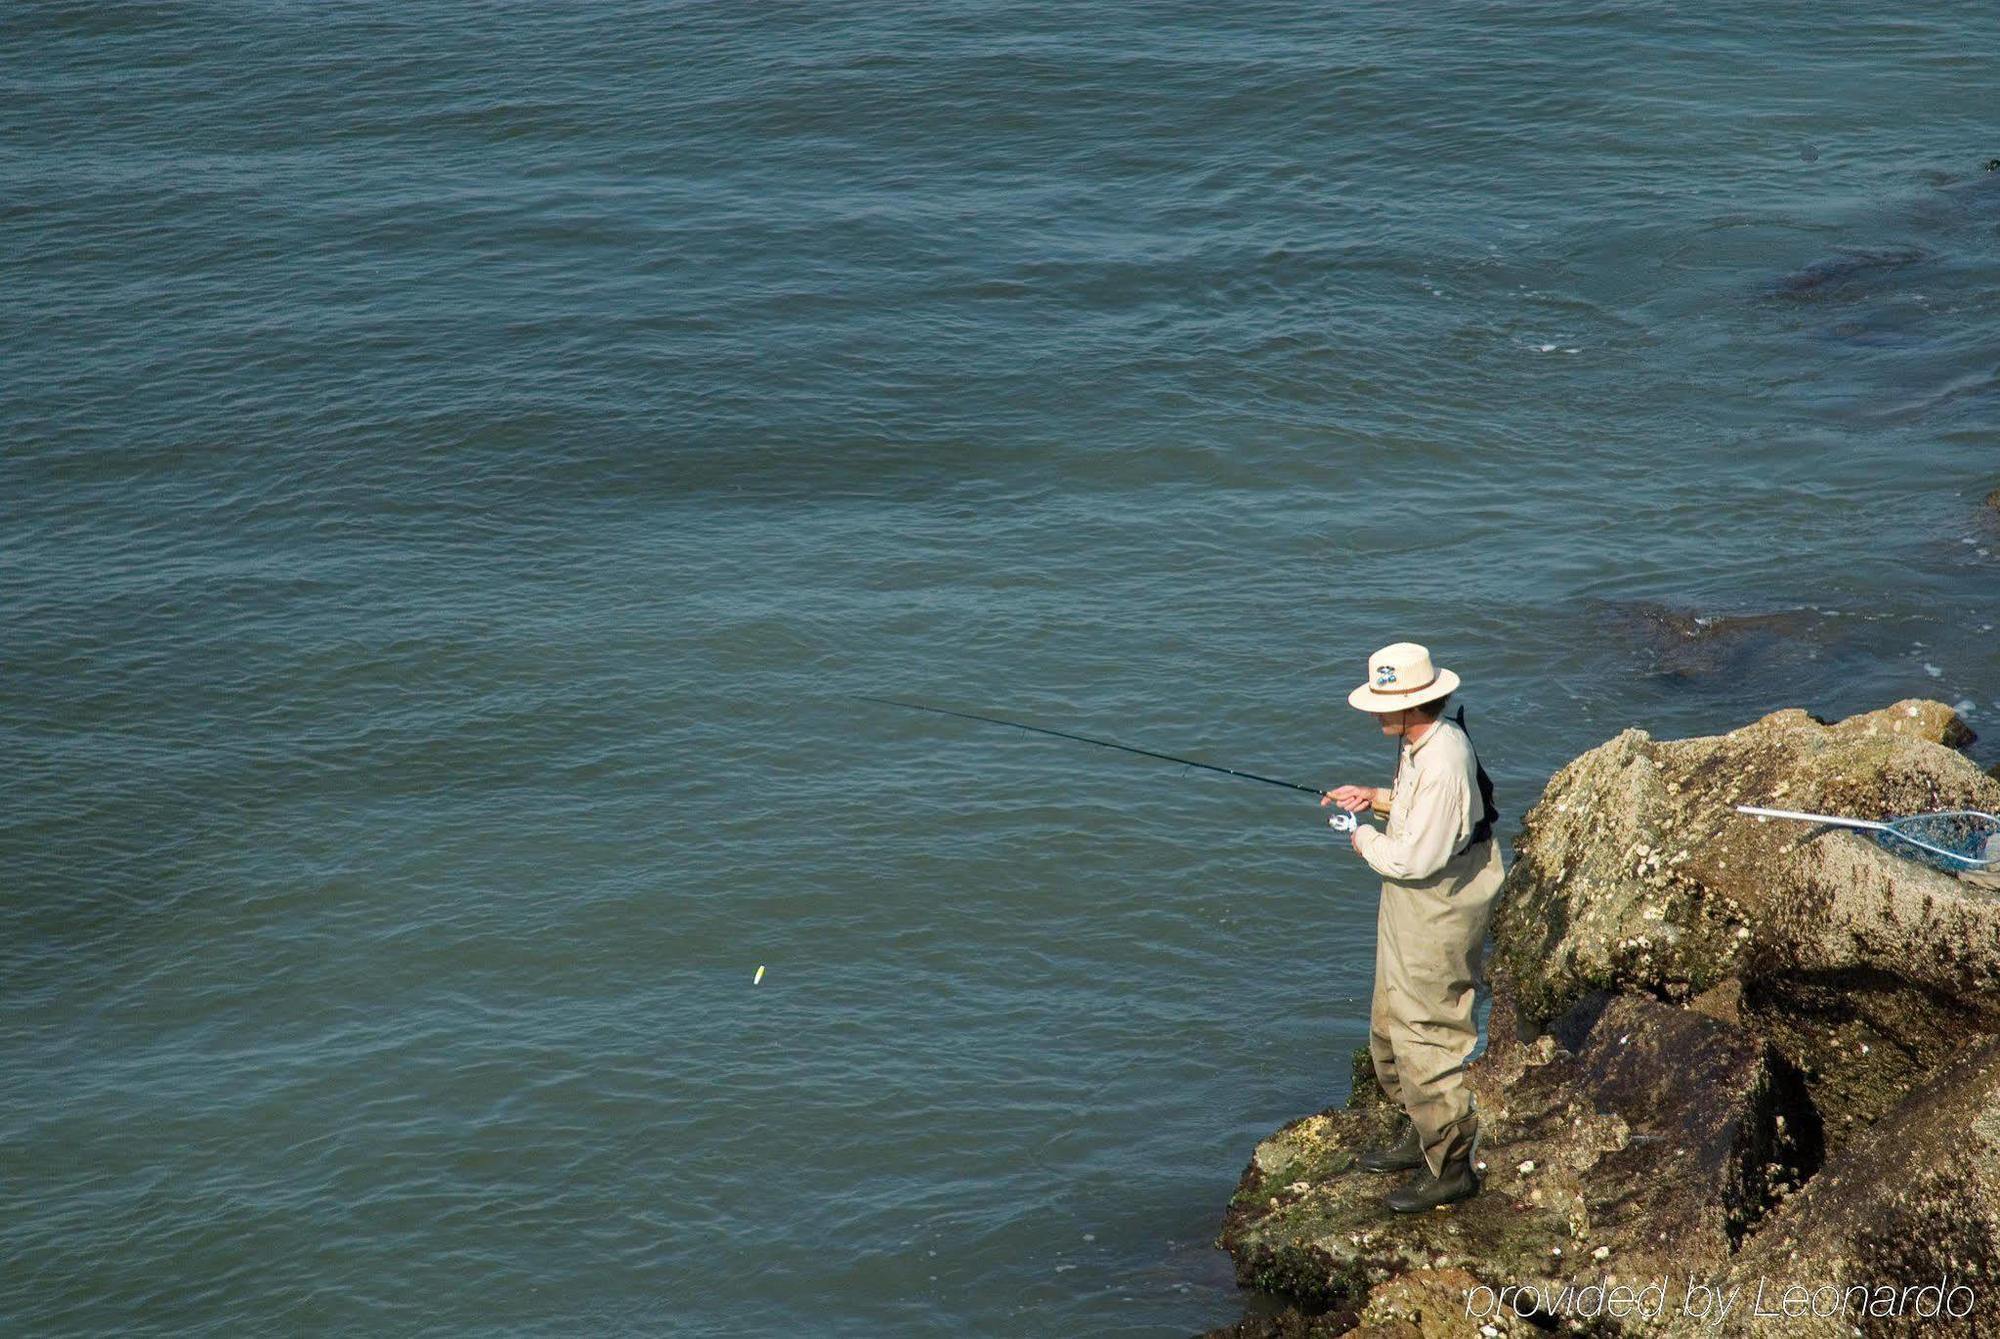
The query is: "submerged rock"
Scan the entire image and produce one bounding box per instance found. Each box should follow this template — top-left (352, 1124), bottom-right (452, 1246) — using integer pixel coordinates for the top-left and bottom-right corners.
top-left (1597, 601), bottom-right (1844, 685)
top-left (1766, 247), bottom-right (1931, 302)
top-left (1210, 700), bottom-right (2000, 1336)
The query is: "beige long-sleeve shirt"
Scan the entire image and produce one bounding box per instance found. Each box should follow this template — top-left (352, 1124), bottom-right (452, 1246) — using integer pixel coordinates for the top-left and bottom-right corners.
top-left (1351, 718), bottom-right (1482, 882)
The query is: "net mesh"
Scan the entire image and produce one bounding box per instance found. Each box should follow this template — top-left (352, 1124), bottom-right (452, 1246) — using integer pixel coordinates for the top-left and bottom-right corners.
top-left (1871, 811), bottom-right (2000, 875)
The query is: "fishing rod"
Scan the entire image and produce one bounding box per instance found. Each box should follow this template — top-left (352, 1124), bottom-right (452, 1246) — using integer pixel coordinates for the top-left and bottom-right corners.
top-left (858, 696), bottom-right (1330, 798)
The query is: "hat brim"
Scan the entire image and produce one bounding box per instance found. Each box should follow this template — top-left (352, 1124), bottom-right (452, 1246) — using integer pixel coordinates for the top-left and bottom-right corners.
top-left (1348, 667), bottom-right (1461, 713)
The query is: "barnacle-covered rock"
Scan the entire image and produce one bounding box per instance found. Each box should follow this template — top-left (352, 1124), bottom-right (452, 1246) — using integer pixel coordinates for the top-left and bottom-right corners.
top-left (1490, 700), bottom-right (2000, 1155)
top-left (1213, 994), bottom-right (1809, 1329)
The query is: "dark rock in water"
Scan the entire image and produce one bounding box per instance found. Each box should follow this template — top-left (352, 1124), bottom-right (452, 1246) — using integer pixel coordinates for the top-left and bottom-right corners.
top-left (1986, 485), bottom-right (2000, 516)
top-left (1886, 167), bottom-right (2000, 257)
top-left (1214, 701), bottom-right (2000, 1335)
top-left (1759, 165), bottom-right (1998, 357)
top-left (1601, 601), bottom-right (1837, 684)
top-left (1767, 247), bottom-right (1930, 301)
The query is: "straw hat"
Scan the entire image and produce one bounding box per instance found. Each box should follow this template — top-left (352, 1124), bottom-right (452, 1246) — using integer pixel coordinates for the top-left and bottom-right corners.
top-left (1347, 642), bottom-right (1461, 712)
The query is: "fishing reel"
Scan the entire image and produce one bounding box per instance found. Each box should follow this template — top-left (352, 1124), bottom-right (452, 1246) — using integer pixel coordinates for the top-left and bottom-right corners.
top-left (1327, 810), bottom-right (1358, 834)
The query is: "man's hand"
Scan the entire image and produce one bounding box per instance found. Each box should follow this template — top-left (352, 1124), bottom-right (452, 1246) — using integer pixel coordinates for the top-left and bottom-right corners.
top-left (1322, 785), bottom-right (1375, 813)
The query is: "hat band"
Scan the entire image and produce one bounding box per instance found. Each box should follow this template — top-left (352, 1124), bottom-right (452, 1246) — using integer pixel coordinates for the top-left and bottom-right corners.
top-left (1371, 671), bottom-right (1439, 696)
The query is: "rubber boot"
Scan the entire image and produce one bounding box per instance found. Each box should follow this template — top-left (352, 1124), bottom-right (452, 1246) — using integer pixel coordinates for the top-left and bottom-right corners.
top-left (1357, 1119), bottom-right (1425, 1174)
top-left (1384, 1152), bottom-right (1481, 1212)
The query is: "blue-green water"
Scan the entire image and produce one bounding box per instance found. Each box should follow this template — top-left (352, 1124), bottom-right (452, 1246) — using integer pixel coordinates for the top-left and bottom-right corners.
top-left (5, 2), bottom-right (1999, 1334)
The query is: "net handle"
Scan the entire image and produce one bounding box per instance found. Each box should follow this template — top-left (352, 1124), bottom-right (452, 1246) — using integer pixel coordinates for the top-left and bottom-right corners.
top-left (1735, 805), bottom-right (1889, 832)
top-left (1737, 806), bottom-right (1998, 870)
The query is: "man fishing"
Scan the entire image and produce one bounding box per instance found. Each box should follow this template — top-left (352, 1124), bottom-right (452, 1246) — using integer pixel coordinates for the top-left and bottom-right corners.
top-left (864, 665), bottom-right (1502, 1211)
top-left (1322, 641), bottom-right (1503, 1213)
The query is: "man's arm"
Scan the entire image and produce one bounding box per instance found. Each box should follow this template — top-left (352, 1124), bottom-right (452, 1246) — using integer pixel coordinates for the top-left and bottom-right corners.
top-left (1352, 768), bottom-right (1470, 881)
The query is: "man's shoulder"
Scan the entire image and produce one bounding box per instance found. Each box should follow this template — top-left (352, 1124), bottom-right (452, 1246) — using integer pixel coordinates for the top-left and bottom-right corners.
top-left (1414, 721), bottom-right (1476, 772)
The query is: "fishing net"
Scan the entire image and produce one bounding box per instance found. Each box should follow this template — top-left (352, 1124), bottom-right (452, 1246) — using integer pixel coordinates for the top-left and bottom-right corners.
top-left (1869, 810), bottom-right (2000, 876)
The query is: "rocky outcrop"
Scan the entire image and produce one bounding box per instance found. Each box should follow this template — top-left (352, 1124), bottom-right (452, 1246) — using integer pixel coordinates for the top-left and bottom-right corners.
top-left (1492, 700), bottom-right (1999, 1157)
top-left (1209, 701), bottom-right (2000, 1336)
top-left (1215, 992), bottom-right (1817, 1330)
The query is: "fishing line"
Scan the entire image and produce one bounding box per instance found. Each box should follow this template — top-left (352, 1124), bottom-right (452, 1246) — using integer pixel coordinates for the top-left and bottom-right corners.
top-left (858, 696), bottom-right (1331, 799)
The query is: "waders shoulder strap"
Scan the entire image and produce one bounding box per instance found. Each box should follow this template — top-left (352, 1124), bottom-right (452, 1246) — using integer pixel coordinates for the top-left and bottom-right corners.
top-left (1453, 706), bottom-right (1500, 849)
